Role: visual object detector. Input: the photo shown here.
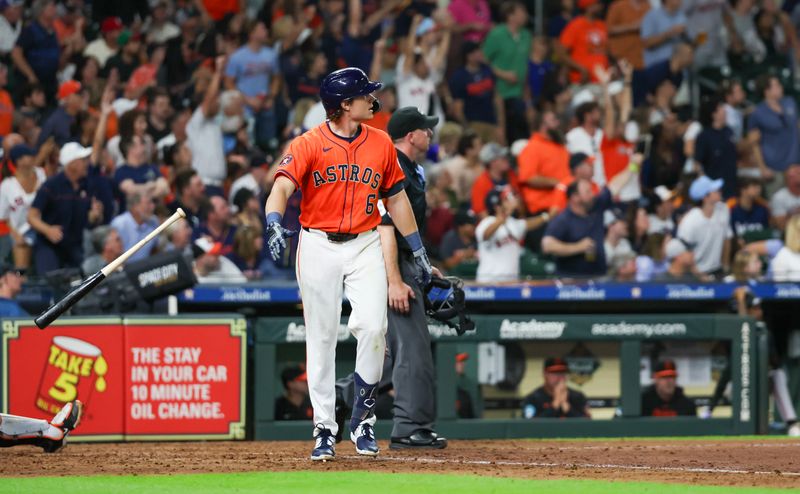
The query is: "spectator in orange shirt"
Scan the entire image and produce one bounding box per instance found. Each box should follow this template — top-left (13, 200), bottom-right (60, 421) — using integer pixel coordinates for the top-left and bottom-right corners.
top-left (605, 0), bottom-right (650, 71)
top-left (201, 0), bottom-right (242, 22)
top-left (0, 62), bottom-right (13, 137)
top-left (471, 142), bottom-right (521, 218)
top-left (557, 0), bottom-right (608, 84)
top-left (518, 109), bottom-right (570, 216)
top-left (517, 109), bottom-right (570, 251)
top-left (597, 62), bottom-right (641, 203)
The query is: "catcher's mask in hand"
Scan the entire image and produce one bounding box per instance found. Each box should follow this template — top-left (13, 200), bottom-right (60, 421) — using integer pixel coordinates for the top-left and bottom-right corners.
top-left (424, 276), bottom-right (474, 336)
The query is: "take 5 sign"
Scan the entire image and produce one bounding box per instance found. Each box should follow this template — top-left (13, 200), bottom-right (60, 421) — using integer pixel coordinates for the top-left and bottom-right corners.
top-left (1, 317), bottom-right (246, 441)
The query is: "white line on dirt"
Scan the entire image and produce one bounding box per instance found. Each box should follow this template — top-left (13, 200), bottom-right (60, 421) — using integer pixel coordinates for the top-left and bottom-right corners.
top-left (512, 442), bottom-right (800, 451)
top-left (337, 454), bottom-right (800, 477)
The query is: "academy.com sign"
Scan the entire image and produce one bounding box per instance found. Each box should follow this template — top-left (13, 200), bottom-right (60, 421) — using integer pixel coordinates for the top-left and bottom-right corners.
top-left (590, 322), bottom-right (688, 338)
top-left (499, 319), bottom-right (566, 339)
top-left (286, 322), bottom-right (351, 342)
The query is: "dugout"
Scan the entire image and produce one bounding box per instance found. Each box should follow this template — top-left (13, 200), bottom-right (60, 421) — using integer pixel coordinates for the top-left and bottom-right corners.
top-left (253, 314), bottom-right (767, 440)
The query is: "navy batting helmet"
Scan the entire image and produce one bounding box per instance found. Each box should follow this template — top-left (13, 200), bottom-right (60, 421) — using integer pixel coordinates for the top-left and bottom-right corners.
top-left (320, 67), bottom-right (382, 115)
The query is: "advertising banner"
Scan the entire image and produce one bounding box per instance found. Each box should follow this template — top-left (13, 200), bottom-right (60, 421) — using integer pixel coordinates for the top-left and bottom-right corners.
top-left (2, 316), bottom-right (246, 441)
top-left (255, 315), bottom-right (721, 343)
top-left (3, 319), bottom-right (125, 439)
top-left (124, 319), bottom-right (246, 439)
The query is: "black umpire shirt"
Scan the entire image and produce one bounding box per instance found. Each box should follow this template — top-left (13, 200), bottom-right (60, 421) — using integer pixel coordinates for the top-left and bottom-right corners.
top-left (521, 386), bottom-right (589, 418)
top-left (641, 385), bottom-right (697, 417)
top-left (383, 149), bottom-right (427, 254)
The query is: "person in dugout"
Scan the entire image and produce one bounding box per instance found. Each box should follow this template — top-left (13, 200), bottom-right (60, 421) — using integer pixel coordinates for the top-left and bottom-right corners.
top-left (455, 352), bottom-right (475, 419)
top-left (521, 357), bottom-right (590, 418)
top-left (274, 365), bottom-right (313, 421)
top-left (641, 360), bottom-right (697, 417)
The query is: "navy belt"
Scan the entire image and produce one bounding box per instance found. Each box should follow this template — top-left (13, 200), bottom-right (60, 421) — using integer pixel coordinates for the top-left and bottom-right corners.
top-left (303, 227), bottom-right (375, 243)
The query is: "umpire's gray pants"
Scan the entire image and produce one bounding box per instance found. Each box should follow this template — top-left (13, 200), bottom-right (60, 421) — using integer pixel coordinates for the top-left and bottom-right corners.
top-left (385, 251), bottom-right (436, 437)
top-left (336, 251), bottom-right (436, 437)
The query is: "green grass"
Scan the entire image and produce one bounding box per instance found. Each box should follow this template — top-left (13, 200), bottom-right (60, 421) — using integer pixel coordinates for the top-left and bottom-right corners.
top-left (0, 472), bottom-right (796, 494)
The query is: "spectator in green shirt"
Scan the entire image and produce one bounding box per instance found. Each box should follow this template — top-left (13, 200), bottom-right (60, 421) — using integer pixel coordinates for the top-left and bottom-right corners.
top-left (482, 1), bottom-right (531, 144)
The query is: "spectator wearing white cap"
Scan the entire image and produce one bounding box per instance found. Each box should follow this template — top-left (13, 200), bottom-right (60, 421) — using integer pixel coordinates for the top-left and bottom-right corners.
top-left (27, 142), bottom-right (104, 273)
top-left (647, 186), bottom-right (675, 235)
top-left (603, 208), bottom-right (634, 271)
top-left (676, 176), bottom-right (733, 276)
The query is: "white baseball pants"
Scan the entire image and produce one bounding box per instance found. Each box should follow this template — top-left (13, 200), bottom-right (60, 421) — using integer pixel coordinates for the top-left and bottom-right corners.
top-left (296, 228), bottom-right (388, 437)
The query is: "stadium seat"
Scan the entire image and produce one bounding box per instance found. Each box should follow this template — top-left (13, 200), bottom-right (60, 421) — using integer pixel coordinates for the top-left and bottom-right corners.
top-left (450, 260), bottom-right (479, 279)
top-left (519, 250), bottom-right (556, 279)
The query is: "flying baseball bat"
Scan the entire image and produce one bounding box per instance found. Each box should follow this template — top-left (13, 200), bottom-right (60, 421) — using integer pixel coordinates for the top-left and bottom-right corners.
top-left (34, 208), bottom-right (187, 329)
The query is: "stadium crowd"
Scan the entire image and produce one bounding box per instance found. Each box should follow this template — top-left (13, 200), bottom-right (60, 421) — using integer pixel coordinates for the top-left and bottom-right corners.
top-left (0, 0), bottom-right (799, 285)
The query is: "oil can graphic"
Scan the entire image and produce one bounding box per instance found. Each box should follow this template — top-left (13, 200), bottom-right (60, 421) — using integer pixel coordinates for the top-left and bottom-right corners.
top-left (36, 336), bottom-right (108, 414)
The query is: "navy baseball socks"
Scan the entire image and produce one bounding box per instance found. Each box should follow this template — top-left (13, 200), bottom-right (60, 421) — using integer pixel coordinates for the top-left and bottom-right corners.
top-left (349, 373), bottom-right (379, 456)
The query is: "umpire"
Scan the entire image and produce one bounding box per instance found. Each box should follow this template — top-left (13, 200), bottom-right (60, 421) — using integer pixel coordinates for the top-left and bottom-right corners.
top-left (380, 107), bottom-right (447, 449)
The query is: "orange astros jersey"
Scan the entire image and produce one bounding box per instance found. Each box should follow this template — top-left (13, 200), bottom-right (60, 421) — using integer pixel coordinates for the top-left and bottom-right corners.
top-left (274, 122), bottom-right (406, 233)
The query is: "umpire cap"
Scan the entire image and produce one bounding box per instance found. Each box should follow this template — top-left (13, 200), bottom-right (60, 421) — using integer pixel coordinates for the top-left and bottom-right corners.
top-left (387, 107), bottom-right (439, 140)
top-left (320, 67), bottom-right (382, 114)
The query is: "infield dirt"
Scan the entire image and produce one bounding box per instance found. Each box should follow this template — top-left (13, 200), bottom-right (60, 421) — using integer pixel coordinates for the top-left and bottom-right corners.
top-left (2, 439), bottom-right (800, 489)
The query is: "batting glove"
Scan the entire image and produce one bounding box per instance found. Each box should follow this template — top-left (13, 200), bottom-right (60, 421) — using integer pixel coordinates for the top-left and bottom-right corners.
top-left (405, 231), bottom-right (432, 287)
top-left (266, 212), bottom-right (297, 261)
top-left (412, 248), bottom-right (433, 287)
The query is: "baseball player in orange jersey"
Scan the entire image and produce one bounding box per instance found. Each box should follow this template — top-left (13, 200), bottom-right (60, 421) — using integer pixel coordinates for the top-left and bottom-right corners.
top-left (264, 67), bottom-right (432, 461)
